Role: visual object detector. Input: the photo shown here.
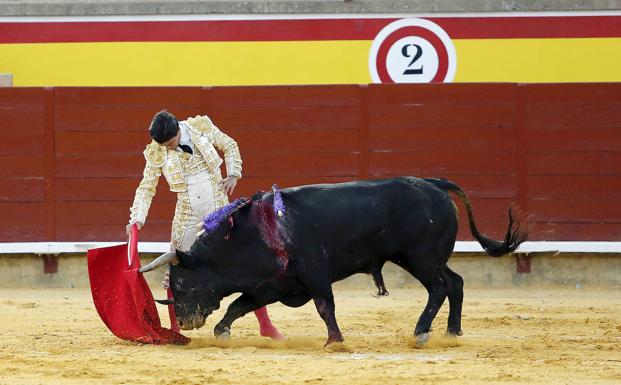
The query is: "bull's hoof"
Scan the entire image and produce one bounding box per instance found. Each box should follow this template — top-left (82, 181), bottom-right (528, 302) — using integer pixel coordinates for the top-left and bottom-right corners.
top-left (415, 332), bottom-right (430, 346)
top-left (325, 341), bottom-right (351, 352)
top-left (215, 327), bottom-right (231, 340)
top-left (324, 335), bottom-right (345, 347)
top-left (445, 328), bottom-right (463, 337)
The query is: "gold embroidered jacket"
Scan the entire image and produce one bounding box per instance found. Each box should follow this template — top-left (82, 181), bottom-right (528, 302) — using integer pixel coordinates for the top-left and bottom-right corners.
top-left (129, 115), bottom-right (242, 226)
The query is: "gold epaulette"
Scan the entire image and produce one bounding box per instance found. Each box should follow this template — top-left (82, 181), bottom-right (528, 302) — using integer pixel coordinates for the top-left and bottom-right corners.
top-left (143, 140), bottom-right (167, 167)
top-left (186, 115), bottom-right (213, 134)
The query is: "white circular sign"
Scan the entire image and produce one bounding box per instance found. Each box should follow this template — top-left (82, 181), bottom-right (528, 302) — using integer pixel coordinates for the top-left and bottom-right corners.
top-left (369, 18), bottom-right (457, 83)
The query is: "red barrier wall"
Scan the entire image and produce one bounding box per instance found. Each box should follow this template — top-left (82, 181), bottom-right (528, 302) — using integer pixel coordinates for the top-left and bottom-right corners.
top-left (1, 84), bottom-right (619, 242)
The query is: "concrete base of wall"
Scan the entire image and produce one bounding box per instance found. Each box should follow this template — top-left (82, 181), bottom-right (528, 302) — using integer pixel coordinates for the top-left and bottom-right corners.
top-left (2, 1), bottom-right (620, 17)
top-left (1, 252), bottom-right (620, 289)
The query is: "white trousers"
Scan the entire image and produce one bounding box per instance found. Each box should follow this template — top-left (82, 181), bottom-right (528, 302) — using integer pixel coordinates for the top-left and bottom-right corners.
top-left (178, 171), bottom-right (216, 251)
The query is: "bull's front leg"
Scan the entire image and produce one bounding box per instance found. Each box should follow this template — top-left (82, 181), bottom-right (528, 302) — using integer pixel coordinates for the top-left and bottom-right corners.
top-left (214, 294), bottom-right (263, 339)
top-left (313, 292), bottom-right (344, 346)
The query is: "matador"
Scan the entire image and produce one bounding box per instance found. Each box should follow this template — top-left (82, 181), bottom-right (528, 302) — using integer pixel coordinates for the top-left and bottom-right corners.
top-left (127, 110), bottom-right (283, 340)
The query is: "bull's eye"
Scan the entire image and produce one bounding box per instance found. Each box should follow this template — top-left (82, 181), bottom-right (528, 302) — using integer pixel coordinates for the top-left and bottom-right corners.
top-left (173, 278), bottom-right (183, 291)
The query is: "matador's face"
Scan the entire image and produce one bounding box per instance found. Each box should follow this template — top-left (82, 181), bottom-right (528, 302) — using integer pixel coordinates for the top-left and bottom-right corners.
top-left (161, 129), bottom-right (181, 151)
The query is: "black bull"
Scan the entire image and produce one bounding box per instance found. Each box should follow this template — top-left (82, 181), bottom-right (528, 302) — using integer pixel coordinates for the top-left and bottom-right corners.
top-left (141, 177), bottom-right (526, 345)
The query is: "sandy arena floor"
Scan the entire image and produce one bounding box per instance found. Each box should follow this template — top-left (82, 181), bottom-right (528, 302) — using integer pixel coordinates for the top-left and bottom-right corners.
top-left (0, 285), bottom-right (620, 384)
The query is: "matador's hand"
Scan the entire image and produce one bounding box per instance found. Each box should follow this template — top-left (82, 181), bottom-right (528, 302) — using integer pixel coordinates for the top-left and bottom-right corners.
top-left (221, 176), bottom-right (239, 196)
top-left (125, 222), bottom-right (143, 237)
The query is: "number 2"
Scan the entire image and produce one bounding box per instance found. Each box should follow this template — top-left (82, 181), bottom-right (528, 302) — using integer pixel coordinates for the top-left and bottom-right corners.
top-left (402, 44), bottom-right (423, 75)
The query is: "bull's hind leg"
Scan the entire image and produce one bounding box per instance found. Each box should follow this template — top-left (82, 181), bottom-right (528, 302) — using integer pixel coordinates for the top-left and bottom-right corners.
top-left (444, 266), bottom-right (464, 336)
top-left (390, 256), bottom-right (449, 344)
top-left (414, 276), bottom-right (449, 344)
top-left (371, 266), bottom-right (389, 297)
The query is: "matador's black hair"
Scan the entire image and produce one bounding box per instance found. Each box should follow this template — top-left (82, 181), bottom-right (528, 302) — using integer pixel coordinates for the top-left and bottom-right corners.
top-left (149, 110), bottom-right (179, 144)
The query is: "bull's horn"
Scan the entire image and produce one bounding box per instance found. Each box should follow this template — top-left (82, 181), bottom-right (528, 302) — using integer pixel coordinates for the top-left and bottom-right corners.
top-left (155, 298), bottom-right (174, 305)
top-left (138, 251), bottom-right (179, 273)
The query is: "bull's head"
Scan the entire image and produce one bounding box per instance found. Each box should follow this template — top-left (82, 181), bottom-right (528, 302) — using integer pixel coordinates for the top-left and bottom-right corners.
top-left (139, 204), bottom-right (260, 330)
top-left (140, 194), bottom-right (282, 330)
top-left (168, 250), bottom-right (223, 330)
top-left (139, 245), bottom-right (229, 330)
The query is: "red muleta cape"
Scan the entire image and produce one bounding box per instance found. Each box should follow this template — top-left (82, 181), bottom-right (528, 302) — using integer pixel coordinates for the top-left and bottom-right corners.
top-left (87, 225), bottom-right (190, 345)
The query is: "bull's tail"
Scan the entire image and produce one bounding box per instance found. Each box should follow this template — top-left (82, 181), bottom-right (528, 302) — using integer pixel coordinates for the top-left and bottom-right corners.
top-left (424, 178), bottom-right (527, 257)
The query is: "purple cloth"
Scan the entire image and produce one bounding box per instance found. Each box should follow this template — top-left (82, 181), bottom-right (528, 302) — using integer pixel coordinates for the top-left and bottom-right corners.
top-left (272, 184), bottom-right (285, 216)
top-left (202, 198), bottom-right (250, 232)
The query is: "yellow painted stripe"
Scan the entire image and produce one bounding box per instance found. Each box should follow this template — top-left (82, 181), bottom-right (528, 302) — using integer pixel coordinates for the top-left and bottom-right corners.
top-left (1, 38), bottom-right (620, 86)
top-left (0, 41), bottom-right (372, 86)
top-left (454, 37), bottom-right (621, 83)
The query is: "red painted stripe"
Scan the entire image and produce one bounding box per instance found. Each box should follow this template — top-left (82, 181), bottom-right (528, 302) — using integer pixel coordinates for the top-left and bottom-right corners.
top-left (0, 19), bottom-right (389, 43)
top-left (436, 16), bottom-right (621, 39)
top-left (1, 16), bottom-right (620, 44)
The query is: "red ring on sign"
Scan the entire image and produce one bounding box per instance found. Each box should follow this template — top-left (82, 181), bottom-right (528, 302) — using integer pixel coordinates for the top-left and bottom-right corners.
top-left (376, 26), bottom-right (449, 83)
